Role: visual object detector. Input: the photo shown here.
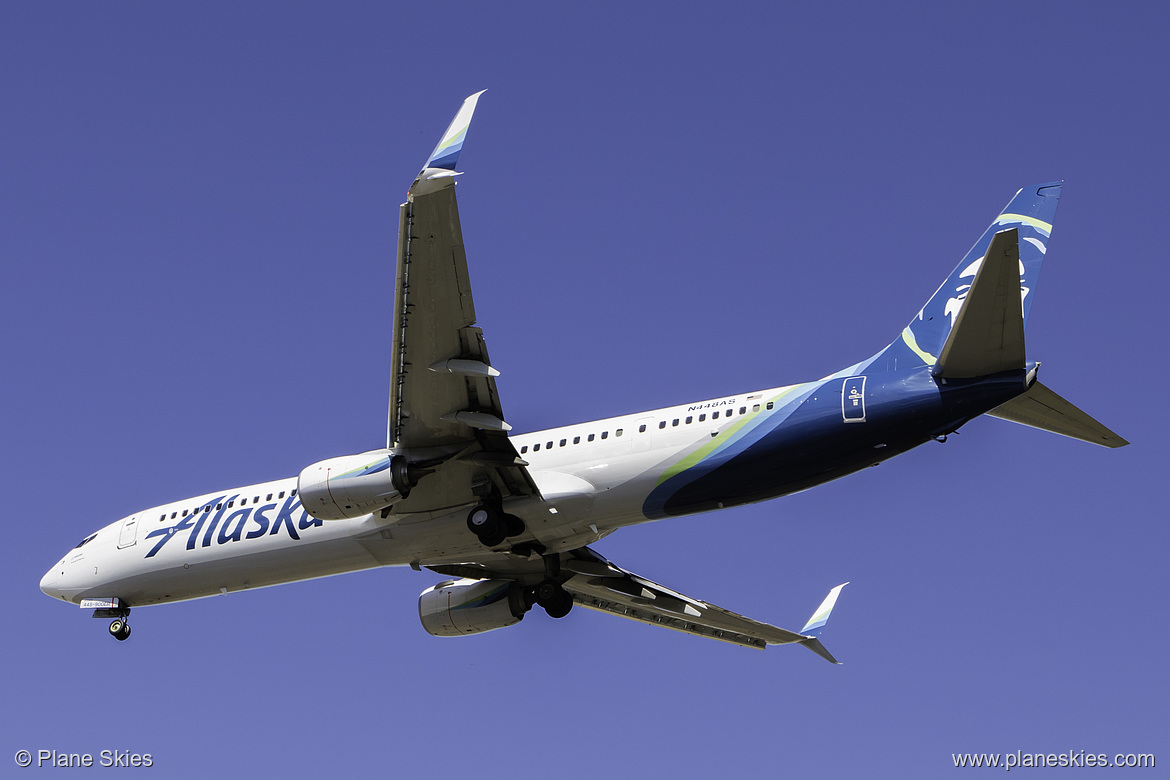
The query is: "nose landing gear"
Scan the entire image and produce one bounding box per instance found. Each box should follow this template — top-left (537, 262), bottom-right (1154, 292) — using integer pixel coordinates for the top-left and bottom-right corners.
top-left (91, 602), bottom-right (132, 641)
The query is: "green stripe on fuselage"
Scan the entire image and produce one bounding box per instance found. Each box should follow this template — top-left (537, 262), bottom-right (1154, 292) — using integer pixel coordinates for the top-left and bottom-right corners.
top-left (655, 386), bottom-right (803, 487)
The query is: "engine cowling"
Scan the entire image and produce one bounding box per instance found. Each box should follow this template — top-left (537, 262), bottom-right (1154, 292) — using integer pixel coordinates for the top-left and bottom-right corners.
top-left (419, 579), bottom-right (528, 637)
top-left (297, 450), bottom-right (416, 521)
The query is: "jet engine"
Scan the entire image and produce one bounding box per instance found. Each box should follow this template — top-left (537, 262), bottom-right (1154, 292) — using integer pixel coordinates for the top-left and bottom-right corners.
top-left (418, 579), bottom-right (529, 637)
top-left (298, 450), bottom-right (427, 521)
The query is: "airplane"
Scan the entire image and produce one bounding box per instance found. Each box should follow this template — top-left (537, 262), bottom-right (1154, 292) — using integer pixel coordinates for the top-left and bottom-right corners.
top-left (39, 92), bottom-right (1127, 662)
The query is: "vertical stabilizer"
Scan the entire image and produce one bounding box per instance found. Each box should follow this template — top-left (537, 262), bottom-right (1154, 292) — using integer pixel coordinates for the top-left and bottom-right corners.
top-left (879, 183), bottom-right (1062, 372)
top-left (934, 228), bottom-right (1027, 379)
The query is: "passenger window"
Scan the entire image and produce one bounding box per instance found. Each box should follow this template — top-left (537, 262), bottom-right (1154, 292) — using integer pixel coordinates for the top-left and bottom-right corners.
top-left (266, 493), bottom-right (273, 501)
top-left (588, 433), bottom-right (595, 442)
top-left (521, 445), bottom-right (528, 454)
top-left (699, 414), bottom-right (706, 422)
top-left (739, 407), bottom-right (746, 415)
top-left (253, 497), bottom-right (259, 503)
top-left (171, 512), bottom-right (177, 519)
top-left (672, 419), bottom-right (679, 427)
top-left (753, 404), bottom-right (760, 412)
top-left (639, 424), bottom-right (646, 433)
top-left (685, 416), bottom-right (693, 424)
top-left (182, 509), bottom-right (188, 517)
top-left (559, 439), bottom-right (566, 447)
top-left (713, 411), bottom-right (720, 419)
top-left (546, 441), bottom-right (553, 449)
top-left (766, 401), bottom-right (774, 410)
top-left (216, 503), bottom-right (222, 510)
top-left (279, 491), bottom-right (285, 499)
top-left (291, 489), bottom-right (297, 497)
top-left (573, 436), bottom-right (580, 444)
top-left (534, 443), bottom-right (541, 451)
top-left (601, 431), bottom-right (608, 439)
top-left (616, 429), bottom-right (623, 437)
top-left (658, 421), bottom-right (666, 429)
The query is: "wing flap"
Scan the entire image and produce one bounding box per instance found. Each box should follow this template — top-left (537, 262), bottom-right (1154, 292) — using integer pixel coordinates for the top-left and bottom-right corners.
top-left (560, 549), bottom-right (844, 657)
top-left (389, 189), bottom-right (480, 449)
top-left (569, 590), bottom-right (780, 650)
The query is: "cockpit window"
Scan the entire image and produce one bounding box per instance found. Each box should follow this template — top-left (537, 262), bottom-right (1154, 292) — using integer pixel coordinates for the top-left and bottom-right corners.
top-left (74, 532), bottom-right (98, 549)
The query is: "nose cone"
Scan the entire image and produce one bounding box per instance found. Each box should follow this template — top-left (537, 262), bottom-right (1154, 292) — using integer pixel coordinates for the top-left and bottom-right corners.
top-left (40, 566), bottom-right (61, 600)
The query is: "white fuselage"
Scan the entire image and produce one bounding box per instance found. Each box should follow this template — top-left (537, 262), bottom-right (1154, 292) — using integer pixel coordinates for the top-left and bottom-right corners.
top-left (40, 383), bottom-right (803, 610)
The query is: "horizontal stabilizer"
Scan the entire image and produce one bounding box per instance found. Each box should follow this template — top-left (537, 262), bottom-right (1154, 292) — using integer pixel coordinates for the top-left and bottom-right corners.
top-left (936, 229), bottom-right (1026, 379)
top-left (801, 637), bottom-right (840, 665)
top-left (988, 381), bottom-right (1129, 448)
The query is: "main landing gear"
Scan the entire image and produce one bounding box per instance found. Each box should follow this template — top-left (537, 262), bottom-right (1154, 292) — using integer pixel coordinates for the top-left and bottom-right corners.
top-left (464, 506), bottom-right (572, 618)
top-left (533, 579), bottom-right (573, 619)
top-left (466, 504), bottom-right (525, 547)
top-left (526, 554), bottom-right (572, 619)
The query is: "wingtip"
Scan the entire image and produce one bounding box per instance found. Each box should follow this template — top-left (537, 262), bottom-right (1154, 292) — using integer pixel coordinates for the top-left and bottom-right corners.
top-left (422, 91), bottom-right (488, 173)
top-left (800, 582), bottom-right (849, 637)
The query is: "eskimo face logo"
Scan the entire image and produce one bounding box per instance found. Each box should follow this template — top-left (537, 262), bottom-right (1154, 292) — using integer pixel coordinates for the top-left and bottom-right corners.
top-left (943, 255), bottom-right (1031, 328)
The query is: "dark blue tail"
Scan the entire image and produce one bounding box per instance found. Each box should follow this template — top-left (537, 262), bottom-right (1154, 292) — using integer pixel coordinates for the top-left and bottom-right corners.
top-left (873, 182), bottom-right (1062, 372)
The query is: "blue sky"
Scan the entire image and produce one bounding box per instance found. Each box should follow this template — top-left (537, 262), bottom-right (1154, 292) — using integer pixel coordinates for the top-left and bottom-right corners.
top-left (3, 2), bottom-right (1166, 776)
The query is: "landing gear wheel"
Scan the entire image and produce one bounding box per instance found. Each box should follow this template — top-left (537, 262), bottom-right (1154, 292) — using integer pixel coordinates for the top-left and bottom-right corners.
top-left (547, 590), bottom-right (573, 619)
top-left (109, 620), bottom-right (131, 641)
top-left (534, 579), bottom-right (561, 607)
top-left (534, 579), bottom-right (574, 618)
top-left (466, 506), bottom-right (507, 547)
top-left (504, 513), bottom-right (525, 538)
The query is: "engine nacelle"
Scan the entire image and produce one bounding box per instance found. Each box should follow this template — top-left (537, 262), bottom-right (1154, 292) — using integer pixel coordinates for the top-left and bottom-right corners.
top-left (297, 450), bottom-right (420, 521)
top-left (419, 579), bottom-right (528, 637)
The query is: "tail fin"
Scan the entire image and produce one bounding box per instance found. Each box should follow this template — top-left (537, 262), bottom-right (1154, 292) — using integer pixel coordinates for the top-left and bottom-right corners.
top-left (873, 182), bottom-right (1129, 448)
top-left (934, 227), bottom-right (1026, 379)
top-left (879, 183), bottom-right (1063, 372)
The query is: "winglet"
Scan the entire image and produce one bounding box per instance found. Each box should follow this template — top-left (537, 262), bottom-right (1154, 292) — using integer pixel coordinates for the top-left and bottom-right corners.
top-left (800, 582), bottom-right (848, 637)
top-left (799, 582), bottom-right (849, 664)
top-left (426, 90), bottom-right (487, 169)
top-left (410, 91), bottom-right (486, 197)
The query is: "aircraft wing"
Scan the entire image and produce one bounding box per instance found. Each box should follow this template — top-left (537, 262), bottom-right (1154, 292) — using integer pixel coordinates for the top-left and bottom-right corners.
top-left (387, 92), bottom-right (539, 513)
top-left (429, 547), bottom-right (848, 660)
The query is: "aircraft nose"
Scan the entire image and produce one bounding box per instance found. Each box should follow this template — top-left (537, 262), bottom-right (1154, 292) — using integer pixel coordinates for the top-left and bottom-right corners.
top-left (40, 566), bottom-right (61, 600)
